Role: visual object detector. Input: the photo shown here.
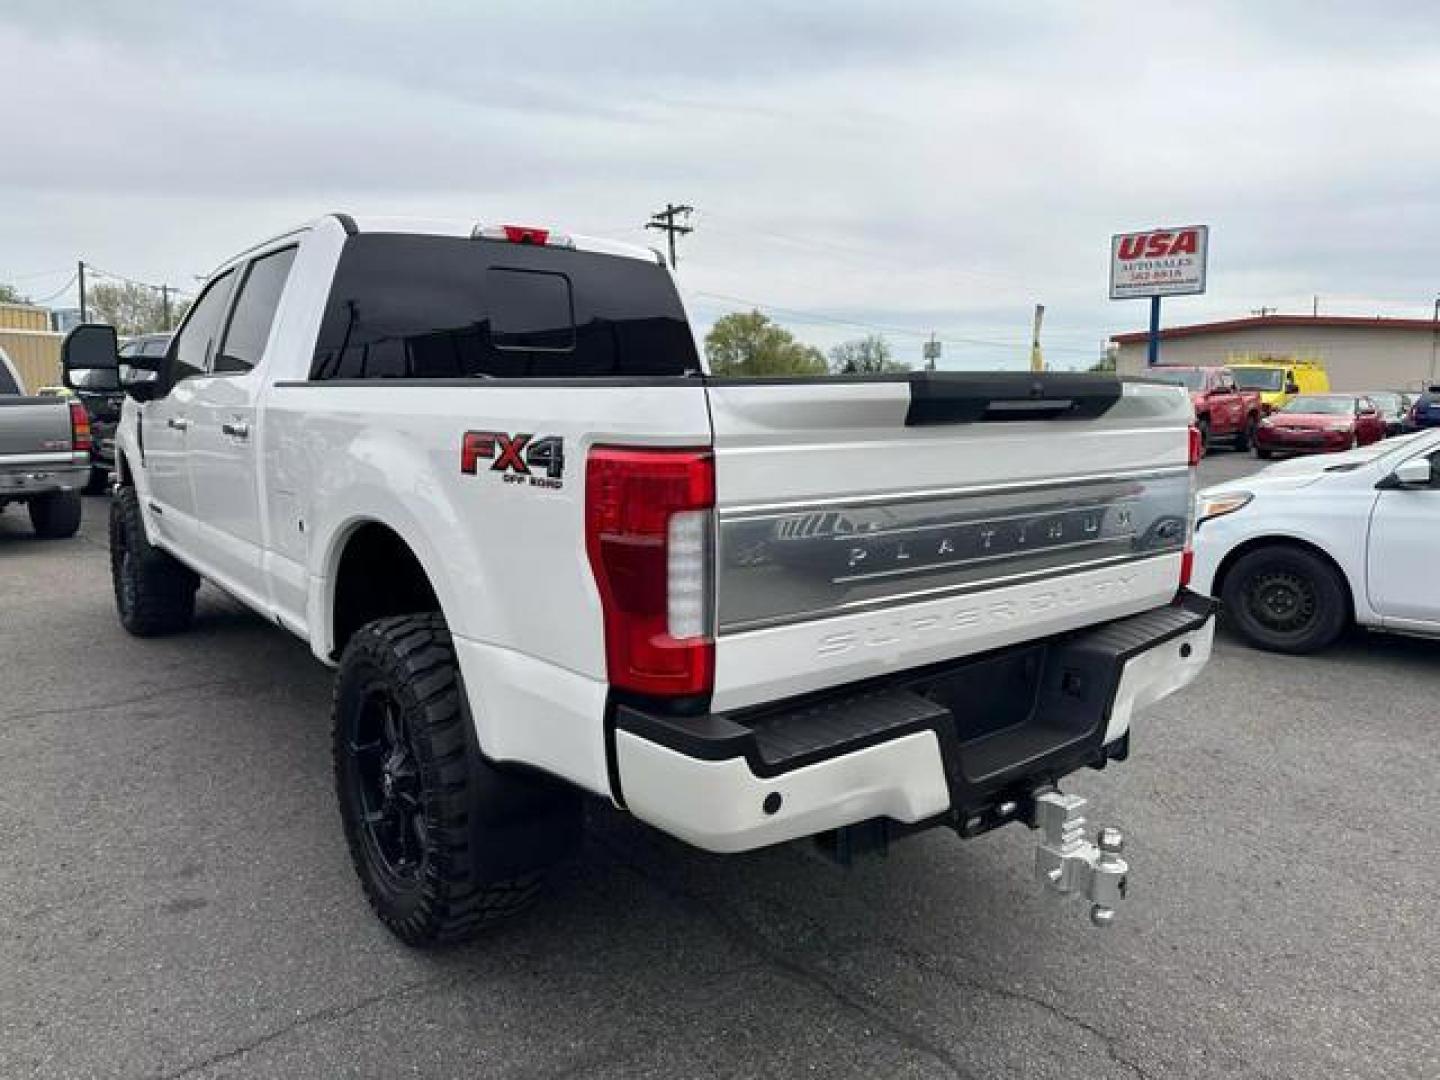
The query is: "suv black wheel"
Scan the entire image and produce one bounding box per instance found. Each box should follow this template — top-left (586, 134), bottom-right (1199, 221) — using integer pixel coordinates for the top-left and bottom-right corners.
top-left (1221, 545), bottom-right (1349, 653)
top-left (1196, 418), bottom-right (1211, 457)
top-left (110, 485), bottom-right (199, 635)
top-left (334, 614), bottom-right (571, 947)
top-left (28, 490), bottom-right (83, 538)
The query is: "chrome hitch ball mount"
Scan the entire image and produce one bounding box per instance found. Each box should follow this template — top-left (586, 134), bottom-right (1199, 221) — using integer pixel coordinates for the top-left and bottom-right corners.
top-left (1031, 791), bottom-right (1129, 927)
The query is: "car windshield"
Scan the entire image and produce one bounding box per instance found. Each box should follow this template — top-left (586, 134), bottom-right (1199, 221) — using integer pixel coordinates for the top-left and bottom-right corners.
top-left (1281, 395), bottom-right (1353, 415)
top-left (1368, 392), bottom-right (1401, 411)
top-left (1156, 370), bottom-right (1206, 390)
top-left (1230, 367), bottom-right (1286, 391)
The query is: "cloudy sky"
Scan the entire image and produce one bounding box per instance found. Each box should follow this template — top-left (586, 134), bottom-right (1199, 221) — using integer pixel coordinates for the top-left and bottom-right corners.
top-left (4, 1), bottom-right (1439, 369)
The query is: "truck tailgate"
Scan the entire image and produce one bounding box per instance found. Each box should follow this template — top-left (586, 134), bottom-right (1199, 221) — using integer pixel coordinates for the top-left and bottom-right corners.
top-left (0, 397), bottom-right (74, 459)
top-left (705, 374), bottom-right (1193, 711)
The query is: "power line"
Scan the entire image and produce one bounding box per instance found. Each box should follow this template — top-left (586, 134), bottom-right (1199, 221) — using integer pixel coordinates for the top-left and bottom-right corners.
top-left (31, 273), bottom-right (78, 306)
top-left (645, 203), bottom-right (694, 268)
top-left (5, 267), bottom-right (72, 283)
top-left (688, 288), bottom-right (1097, 356)
top-left (84, 263), bottom-right (195, 299)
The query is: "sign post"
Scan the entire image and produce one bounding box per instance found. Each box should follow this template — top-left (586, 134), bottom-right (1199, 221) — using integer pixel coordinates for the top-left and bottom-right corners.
top-left (1110, 225), bottom-right (1209, 366)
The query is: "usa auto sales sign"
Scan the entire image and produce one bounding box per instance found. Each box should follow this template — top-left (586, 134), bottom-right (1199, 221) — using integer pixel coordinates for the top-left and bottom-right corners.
top-left (1109, 225), bottom-right (1209, 299)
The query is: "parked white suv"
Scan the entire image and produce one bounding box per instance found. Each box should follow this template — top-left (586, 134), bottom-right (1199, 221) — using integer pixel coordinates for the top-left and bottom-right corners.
top-left (1192, 430), bottom-right (1440, 652)
top-left (62, 214), bottom-right (1212, 944)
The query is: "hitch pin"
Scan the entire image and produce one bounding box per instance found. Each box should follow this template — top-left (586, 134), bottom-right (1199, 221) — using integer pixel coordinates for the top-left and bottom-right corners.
top-left (1032, 792), bottom-right (1129, 927)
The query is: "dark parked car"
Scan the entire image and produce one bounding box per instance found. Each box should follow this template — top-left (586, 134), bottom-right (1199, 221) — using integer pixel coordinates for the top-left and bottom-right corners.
top-left (1366, 391), bottom-right (1409, 436)
top-left (1404, 386), bottom-right (1440, 432)
top-left (77, 333), bottom-right (171, 491)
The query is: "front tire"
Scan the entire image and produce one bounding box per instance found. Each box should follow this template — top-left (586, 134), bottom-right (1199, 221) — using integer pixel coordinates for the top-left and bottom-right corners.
top-left (28, 491), bottom-right (82, 538)
top-left (110, 485), bottom-right (199, 635)
top-left (1220, 545), bottom-right (1349, 654)
top-left (1196, 418), bottom-right (1211, 458)
top-left (333, 614), bottom-right (556, 947)
top-left (1256, 446), bottom-right (1274, 460)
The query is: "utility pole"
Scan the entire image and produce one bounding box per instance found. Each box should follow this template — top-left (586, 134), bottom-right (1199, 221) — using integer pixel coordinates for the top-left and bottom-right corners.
top-left (77, 260), bottom-right (87, 322)
top-left (1430, 296), bottom-right (1439, 388)
top-left (923, 332), bottom-right (941, 371)
top-left (161, 284), bottom-right (172, 330)
top-left (645, 203), bottom-right (694, 268)
top-left (1030, 303), bottom-right (1046, 373)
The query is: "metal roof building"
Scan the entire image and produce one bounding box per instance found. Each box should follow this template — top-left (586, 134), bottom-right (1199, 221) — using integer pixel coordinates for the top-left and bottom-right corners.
top-left (1112, 314), bottom-right (1440, 392)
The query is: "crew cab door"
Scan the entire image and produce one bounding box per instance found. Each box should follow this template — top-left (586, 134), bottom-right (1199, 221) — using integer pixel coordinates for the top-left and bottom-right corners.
top-left (184, 245), bottom-right (298, 604)
top-left (142, 269), bottom-right (237, 547)
top-left (1367, 444), bottom-right (1440, 626)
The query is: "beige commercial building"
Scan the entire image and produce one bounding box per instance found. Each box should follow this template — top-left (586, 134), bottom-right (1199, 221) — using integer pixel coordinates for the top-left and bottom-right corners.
top-left (0, 302), bottom-right (63, 394)
top-left (1112, 315), bottom-right (1439, 392)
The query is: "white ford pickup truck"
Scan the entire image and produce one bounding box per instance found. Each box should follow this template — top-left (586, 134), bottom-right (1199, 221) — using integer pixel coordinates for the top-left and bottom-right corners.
top-left (63, 214), bottom-right (1213, 945)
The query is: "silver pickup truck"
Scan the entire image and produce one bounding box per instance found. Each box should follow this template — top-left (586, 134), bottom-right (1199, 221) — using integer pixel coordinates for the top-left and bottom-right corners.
top-left (0, 350), bottom-right (88, 538)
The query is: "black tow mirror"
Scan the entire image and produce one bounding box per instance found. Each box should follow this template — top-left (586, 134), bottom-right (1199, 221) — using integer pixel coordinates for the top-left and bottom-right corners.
top-left (61, 323), bottom-right (121, 392)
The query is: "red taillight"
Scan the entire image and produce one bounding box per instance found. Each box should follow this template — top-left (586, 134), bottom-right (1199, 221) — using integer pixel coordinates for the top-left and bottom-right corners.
top-left (1180, 423), bottom-right (1200, 592)
top-left (503, 225), bottom-right (550, 245)
top-left (586, 447), bottom-right (715, 697)
top-left (68, 401), bottom-right (92, 453)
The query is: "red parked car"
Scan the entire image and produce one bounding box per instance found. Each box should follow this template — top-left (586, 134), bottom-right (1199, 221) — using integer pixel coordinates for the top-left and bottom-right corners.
top-left (1254, 393), bottom-right (1386, 458)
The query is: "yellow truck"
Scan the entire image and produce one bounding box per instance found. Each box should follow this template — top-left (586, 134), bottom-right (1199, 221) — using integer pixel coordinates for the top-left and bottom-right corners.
top-left (1226, 356), bottom-right (1330, 413)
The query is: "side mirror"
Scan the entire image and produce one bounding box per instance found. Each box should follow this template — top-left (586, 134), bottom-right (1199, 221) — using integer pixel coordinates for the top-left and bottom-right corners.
top-left (61, 323), bottom-right (121, 392)
top-left (1285, 381), bottom-right (1299, 394)
top-left (1378, 457), bottom-right (1433, 489)
top-left (121, 366), bottom-right (162, 403)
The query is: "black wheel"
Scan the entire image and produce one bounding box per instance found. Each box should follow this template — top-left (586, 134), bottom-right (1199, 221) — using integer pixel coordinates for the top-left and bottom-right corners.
top-left (28, 491), bottom-right (82, 538)
top-left (334, 614), bottom-right (570, 947)
top-left (1221, 545), bottom-right (1349, 654)
top-left (1257, 446), bottom-right (1274, 460)
top-left (1235, 414), bottom-right (1257, 452)
top-left (84, 467), bottom-right (110, 496)
top-left (1196, 418), bottom-right (1211, 457)
top-left (110, 485), bottom-right (199, 635)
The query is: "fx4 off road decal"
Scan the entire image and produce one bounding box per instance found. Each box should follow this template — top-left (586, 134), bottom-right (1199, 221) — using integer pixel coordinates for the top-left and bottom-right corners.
top-left (461, 431), bottom-right (566, 489)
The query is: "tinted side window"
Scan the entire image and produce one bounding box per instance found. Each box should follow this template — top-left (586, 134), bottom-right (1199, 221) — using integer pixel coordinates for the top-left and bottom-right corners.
top-left (216, 247), bottom-right (297, 374)
top-left (310, 234), bottom-right (699, 380)
top-left (172, 270), bottom-right (236, 381)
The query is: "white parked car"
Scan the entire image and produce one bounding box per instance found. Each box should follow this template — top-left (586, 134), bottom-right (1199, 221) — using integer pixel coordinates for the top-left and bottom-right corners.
top-left (1192, 430), bottom-right (1440, 652)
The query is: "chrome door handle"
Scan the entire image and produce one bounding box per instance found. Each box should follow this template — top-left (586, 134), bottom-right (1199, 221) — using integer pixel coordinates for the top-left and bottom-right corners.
top-left (167, 417), bottom-right (191, 431)
top-left (221, 421), bottom-right (251, 439)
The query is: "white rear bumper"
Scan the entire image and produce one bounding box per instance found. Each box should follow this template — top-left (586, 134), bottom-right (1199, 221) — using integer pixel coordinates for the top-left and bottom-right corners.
top-left (617, 610), bottom-right (1214, 854)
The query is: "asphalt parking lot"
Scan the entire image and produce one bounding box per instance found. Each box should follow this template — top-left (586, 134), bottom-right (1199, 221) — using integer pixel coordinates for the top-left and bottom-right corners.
top-left (2, 449), bottom-right (1437, 1080)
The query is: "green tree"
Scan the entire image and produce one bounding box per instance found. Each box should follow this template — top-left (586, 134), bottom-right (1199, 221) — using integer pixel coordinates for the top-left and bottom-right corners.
top-left (86, 281), bottom-right (190, 335)
top-left (828, 334), bottom-right (909, 375)
top-left (1088, 350), bottom-right (1117, 373)
top-left (704, 310), bottom-right (827, 377)
top-left (0, 282), bottom-right (29, 304)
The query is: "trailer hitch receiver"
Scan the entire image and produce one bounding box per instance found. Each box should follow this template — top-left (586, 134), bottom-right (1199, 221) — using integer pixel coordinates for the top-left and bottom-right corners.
top-left (1032, 792), bottom-right (1128, 927)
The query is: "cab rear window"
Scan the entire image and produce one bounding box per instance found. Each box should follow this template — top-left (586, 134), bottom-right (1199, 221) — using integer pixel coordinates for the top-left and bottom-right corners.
top-left (309, 234), bottom-right (699, 380)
